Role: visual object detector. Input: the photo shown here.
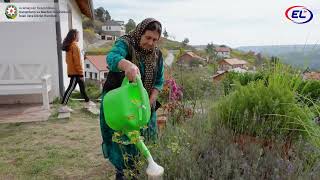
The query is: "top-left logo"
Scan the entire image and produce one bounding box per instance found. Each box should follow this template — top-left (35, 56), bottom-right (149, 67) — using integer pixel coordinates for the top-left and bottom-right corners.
top-left (5, 5), bottom-right (18, 19)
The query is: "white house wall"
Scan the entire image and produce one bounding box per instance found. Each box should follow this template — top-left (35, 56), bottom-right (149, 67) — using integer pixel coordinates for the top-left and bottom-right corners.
top-left (102, 25), bottom-right (124, 32)
top-left (0, 0), bottom-right (87, 104)
top-left (99, 71), bottom-right (108, 80)
top-left (0, 0), bottom-right (59, 104)
top-left (59, 0), bottom-right (84, 92)
top-left (84, 60), bottom-right (99, 80)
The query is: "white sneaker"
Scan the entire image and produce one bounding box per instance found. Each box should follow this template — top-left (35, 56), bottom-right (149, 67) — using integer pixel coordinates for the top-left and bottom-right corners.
top-left (58, 105), bottom-right (73, 113)
top-left (85, 101), bottom-right (96, 109)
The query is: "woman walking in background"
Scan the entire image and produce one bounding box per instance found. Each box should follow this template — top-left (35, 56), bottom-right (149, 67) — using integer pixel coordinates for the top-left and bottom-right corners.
top-left (59, 29), bottom-right (95, 113)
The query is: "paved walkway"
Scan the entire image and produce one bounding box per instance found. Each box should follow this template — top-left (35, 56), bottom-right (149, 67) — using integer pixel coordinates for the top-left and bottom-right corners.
top-left (0, 104), bottom-right (51, 123)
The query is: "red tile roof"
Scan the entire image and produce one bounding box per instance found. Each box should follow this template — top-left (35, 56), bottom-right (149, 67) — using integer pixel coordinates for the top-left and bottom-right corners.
top-left (215, 47), bottom-right (230, 52)
top-left (221, 58), bottom-right (248, 65)
top-left (303, 72), bottom-right (320, 80)
top-left (85, 55), bottom-right (108, 71)
top-left (185, 52), bottom-right (206, 60)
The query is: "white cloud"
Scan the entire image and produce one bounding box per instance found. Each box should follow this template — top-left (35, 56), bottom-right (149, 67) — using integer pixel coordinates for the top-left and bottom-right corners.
top-left (93, 0), bottom-right (320, 47)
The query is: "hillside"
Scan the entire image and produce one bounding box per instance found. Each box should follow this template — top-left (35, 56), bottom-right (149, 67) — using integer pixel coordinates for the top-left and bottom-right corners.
top-left (159, 38), bottom-right (194, 50)
top-left (237, 45), bottom-right (320, 70)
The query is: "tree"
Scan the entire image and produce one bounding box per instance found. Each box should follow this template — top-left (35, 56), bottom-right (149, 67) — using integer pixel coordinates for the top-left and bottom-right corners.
top-left (163, 28), bottom-right (169, 38)
top-left (93, 20), bottom-right (104, 34)
top-left (206, 43), bottom-right (214, 55)
top-left (94, 7), bottom-right (111, 23)
top-left (182, 38), bottom-right (189, 47)
top-left (82, 15), bottom-right (94, 29)
top-left (255, 53), bottom-right (264, 66)
top-left (206, 43), bottom-right (217, 62)
top-left (105, 10), bottom-right (111, 21)
top-left (176, 47), bottom-right (185, 63)
top-left (125, 19), bottom-right (136, 34)
top-left (94, 7), bottom-right (106, 22)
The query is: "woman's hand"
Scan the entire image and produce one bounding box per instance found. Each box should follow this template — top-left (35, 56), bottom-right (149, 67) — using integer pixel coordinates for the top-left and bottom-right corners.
top-left (118, 59), bottom-right (140, 81)
top-left (149, 89), bottom-right (159, 107)
top-left (125, 64), bottom-right (140, 82)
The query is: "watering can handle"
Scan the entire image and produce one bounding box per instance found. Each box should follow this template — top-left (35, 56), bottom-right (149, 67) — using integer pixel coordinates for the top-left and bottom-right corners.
top-left (136, 76), bottom-right (149, 122)
top-left (121, 76), bottom-right (130, 86)
top-left (121, 76), bottom-right (148, 122)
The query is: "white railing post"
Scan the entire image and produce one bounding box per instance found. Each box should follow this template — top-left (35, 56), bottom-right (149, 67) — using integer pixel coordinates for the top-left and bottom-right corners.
top-left (41, 75), bottom-right (50, 110)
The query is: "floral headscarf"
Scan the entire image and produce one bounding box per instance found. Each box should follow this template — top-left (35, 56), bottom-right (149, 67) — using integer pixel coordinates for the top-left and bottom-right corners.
top-left (120, 18), bottom-right (162, 94)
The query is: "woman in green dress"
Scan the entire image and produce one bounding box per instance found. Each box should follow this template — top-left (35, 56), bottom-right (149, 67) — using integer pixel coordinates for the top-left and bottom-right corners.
top-left (100, 18), bottom-right (164, 180)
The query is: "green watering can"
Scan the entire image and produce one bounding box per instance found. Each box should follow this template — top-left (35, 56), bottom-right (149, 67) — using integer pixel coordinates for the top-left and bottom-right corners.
top-left (103, 76), bottom-right (164, 178)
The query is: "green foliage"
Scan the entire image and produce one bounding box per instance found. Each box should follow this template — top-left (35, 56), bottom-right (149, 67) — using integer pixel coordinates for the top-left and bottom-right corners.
top-left (137, 111), bottom-right (320, 179)
top-left (222, 71), bottom-right (265, 95)
top-left (71, 80), bottom-right (101, 100)
top-left (173, 66), bottom-right (215, 101)
top-left (125, 19), bottom-right (136, 34)
top-left (231, 49), bottom-right (257, 64)
top-left (181, 38), bottom-right (189, 48)
top-left (298, 80), bottom-right (320, 103)
top-left (86, 47), bottom-right (111, 55)
top-left (160, 48), bottom-right (168, 59)
top-left (215, 64), bottom-right (320, 145)
top-left (83, 28), bottom-right (97, 44)
top-left (158, 38), bottom-right (194, 50)
top-left (82, 15), bottom-right (104, 34)
top-left (94, 7), bottom-right (111, 22)
top-left (206, 42), bottom-right (217, 61)
top-left (82, 15), bottom-right (94, 29)
top-left (163, 28), bottom-right (169, 38)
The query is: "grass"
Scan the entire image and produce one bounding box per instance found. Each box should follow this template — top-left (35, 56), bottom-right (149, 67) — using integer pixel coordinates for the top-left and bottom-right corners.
top-left (0, 101), bottom-right (115, 179)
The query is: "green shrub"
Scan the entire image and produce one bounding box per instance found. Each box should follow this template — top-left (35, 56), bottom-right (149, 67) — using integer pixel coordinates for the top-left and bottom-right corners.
top-left (83, 28), bottom-right (97, 44)
top-left (298, 80), bottom-right (320, 104)
top-left (214, 64), bottom-right (320, 145)
top-left (136, 110), bottom-right (320, 179)
top-left (85, 47), bottom-right (111, 55)
top-left (70, 80), bottom-right (101, 100)
top-left (222, 71), bottom-right (265, 95)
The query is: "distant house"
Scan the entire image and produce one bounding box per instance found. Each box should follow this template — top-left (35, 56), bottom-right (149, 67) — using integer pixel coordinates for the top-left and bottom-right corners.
top-left (84, 55), bottom-right (109, 82)
top-left (303, 72), bottom-right (320, 80)
top-left (212, 70), bottom-right (229, 82)
top-left (101, 20), bottom-right (125, 40)
top-left (177, 52), bottom-right (207, 66)
top-left (212, 68), bottom-right (249, 83)
top-left (215, 47), bottom-right (231, 58)
top-left (218, 58), bottom-right (248, 71)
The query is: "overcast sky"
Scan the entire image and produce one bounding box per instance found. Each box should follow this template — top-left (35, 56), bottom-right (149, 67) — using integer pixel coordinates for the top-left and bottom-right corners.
top-left (93, 0), bottom-right (320, 48)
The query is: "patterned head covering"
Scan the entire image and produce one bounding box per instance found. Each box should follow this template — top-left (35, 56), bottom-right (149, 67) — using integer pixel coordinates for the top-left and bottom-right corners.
top-left (120, 18), bottom-right (162, 95)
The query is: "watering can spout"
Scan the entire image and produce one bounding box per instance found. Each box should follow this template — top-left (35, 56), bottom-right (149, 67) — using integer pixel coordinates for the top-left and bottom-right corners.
top-left (146, 156), bottom-right (164, 177)
top-left (127, 133), bottom-right (164, 179)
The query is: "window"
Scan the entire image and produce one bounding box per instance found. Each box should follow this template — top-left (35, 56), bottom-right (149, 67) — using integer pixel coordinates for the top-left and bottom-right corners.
top-left (104, 72), bottom-right (108, 79)
top-left (86, 64), bottom-right (90, 69)
top-left (85, 72), bottom-right (87, 77)
top-left (89, 72), bottom-right (92, 79)
top-left (95, 73), bottom-right (98, 79)
top-left (4, 0), bottom-right (10, 2)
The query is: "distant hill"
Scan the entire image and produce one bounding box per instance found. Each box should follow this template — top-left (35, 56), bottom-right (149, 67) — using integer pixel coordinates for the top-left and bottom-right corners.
top-left (237, 45), bottom-right (320, 70)
top-left (159, 38), bottom-right (194, 50)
